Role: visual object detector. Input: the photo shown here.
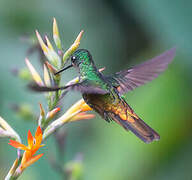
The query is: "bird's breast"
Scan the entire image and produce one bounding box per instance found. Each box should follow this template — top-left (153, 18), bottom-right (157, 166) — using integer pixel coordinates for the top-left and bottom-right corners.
top-left (83, 93), bottom-right (111, 108)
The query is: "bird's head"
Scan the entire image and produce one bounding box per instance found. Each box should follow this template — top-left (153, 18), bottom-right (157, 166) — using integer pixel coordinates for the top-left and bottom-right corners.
top-left (70, 49), bottom-right (92, 68)
top-left (55, 49), bottom-right (94, 75)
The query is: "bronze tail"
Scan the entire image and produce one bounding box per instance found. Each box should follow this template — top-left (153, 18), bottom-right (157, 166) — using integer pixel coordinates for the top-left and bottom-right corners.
top-left (107, 100), bottom-right (160, 143)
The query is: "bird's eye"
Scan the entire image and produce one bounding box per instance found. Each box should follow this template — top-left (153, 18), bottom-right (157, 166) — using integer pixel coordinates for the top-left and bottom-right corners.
top-left (71, 56), bottom-right (76, 62)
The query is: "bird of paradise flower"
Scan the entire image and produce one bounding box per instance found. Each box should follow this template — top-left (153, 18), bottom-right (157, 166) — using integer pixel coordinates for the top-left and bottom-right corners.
top-left (8, 126), bottom-right (44, 172)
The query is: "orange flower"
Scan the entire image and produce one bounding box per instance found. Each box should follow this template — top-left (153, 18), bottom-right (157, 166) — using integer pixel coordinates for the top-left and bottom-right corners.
top-left (8, 126), bottom-right (44, 171)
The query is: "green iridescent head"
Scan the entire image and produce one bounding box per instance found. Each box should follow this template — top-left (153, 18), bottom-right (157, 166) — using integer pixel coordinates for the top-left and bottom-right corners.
top-left (70, 49), bottom-right (95, 68)
top-left (55, 49), bottom-right (96, 75)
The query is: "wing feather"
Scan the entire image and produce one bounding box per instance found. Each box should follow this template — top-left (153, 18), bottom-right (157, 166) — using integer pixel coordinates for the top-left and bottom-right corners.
top-left (29, 80), bottom-right (108, 94)
top-left (106, 48), bottom-right (176, 94)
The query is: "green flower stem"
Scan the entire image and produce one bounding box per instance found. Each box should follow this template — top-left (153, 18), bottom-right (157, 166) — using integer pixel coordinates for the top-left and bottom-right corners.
top-left (5, 159), bottom-right (19, 180)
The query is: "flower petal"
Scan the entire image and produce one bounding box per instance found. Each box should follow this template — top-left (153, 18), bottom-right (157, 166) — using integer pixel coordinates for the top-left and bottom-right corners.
top-left (62, 30), bottom-right (84, 63)
top-left (59, 99), bottom-right (92, 124)
top-left (74, 30), bottom-right (84, 44)
top-left (36, 30), bottom-right (49, 54)
top-left (45, 36), bottom-right (54, 50)
top-left (45, 61), bottom-right (57, 74)
top-left (53, 18), bottom-right (59, 37)
top-left (8, 140), bottom-right (27, 151)
top-left (21, 153), bottom-right (44, 170)
top-left (35, 126), bottom-right (43, 146)
top-left (53, 18), bottom-right (61, 49)
top-left (27, 130), bottom-right (33, 149)
top-left (81, 102), bottom-right (92, 112)
top-left (25, 58), bottom-right (44, 86)
top-left (43, 64), bottom-right (51, 86)
top-left (39, 103), bottom-right (45, 117)
top-left (46, 107), bottom-right (61, 120)
top-left (71, 112), bottom-right (95, 122)
top-left (21, 151), bottom-right (32, 166)
top-left (65, 99), bottom-right (85, 116)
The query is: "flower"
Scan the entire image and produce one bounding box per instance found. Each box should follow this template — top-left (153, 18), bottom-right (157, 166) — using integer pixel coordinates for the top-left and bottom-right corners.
top-left (25, 58), bottom-right (44, 86)
top-left (46, 107), bottom-right (61, 120)
top-left (53, 18), bottom-right (62, 49)
top-left (36, 30), bottom-right (61, 67)
top-left (43, 99), bottom-right (95, 140)
top-left (43, 64), bottom-right (51, 86)
top-left (62, 30), bottom-right (84, 63)
top-left (8, 126), bottom-right (44, 171)
top-left (70, 112), bottom-right (95, 122)
top-left (60, 98), bottom-right (94, 123)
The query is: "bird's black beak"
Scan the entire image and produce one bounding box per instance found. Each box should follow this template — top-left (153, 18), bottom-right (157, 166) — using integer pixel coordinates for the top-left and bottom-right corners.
top-left (54, 64), bottom-right (73, 75)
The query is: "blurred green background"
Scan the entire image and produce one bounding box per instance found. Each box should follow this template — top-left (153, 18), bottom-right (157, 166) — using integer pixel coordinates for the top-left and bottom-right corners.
top-left (0, 0), bottom-right (192, 179)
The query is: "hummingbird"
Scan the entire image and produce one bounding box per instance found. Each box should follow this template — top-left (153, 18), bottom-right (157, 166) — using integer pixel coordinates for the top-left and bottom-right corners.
top-left (31, 48), bottom-right (176, 143)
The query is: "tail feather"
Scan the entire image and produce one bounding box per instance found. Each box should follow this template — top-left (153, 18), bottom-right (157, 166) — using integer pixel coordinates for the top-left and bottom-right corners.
top-left (83, 93), bottom-right (160, 143)
top-left (108, 112), bottom-right (160, 143)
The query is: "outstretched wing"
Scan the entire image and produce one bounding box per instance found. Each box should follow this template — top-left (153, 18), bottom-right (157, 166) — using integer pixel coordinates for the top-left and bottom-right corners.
top-left (29, 80), bottom-right (108, 94)
top-left (65, 80), bottom-right (108, 94)
top-left (106, 48), bottom-right (176, 95)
